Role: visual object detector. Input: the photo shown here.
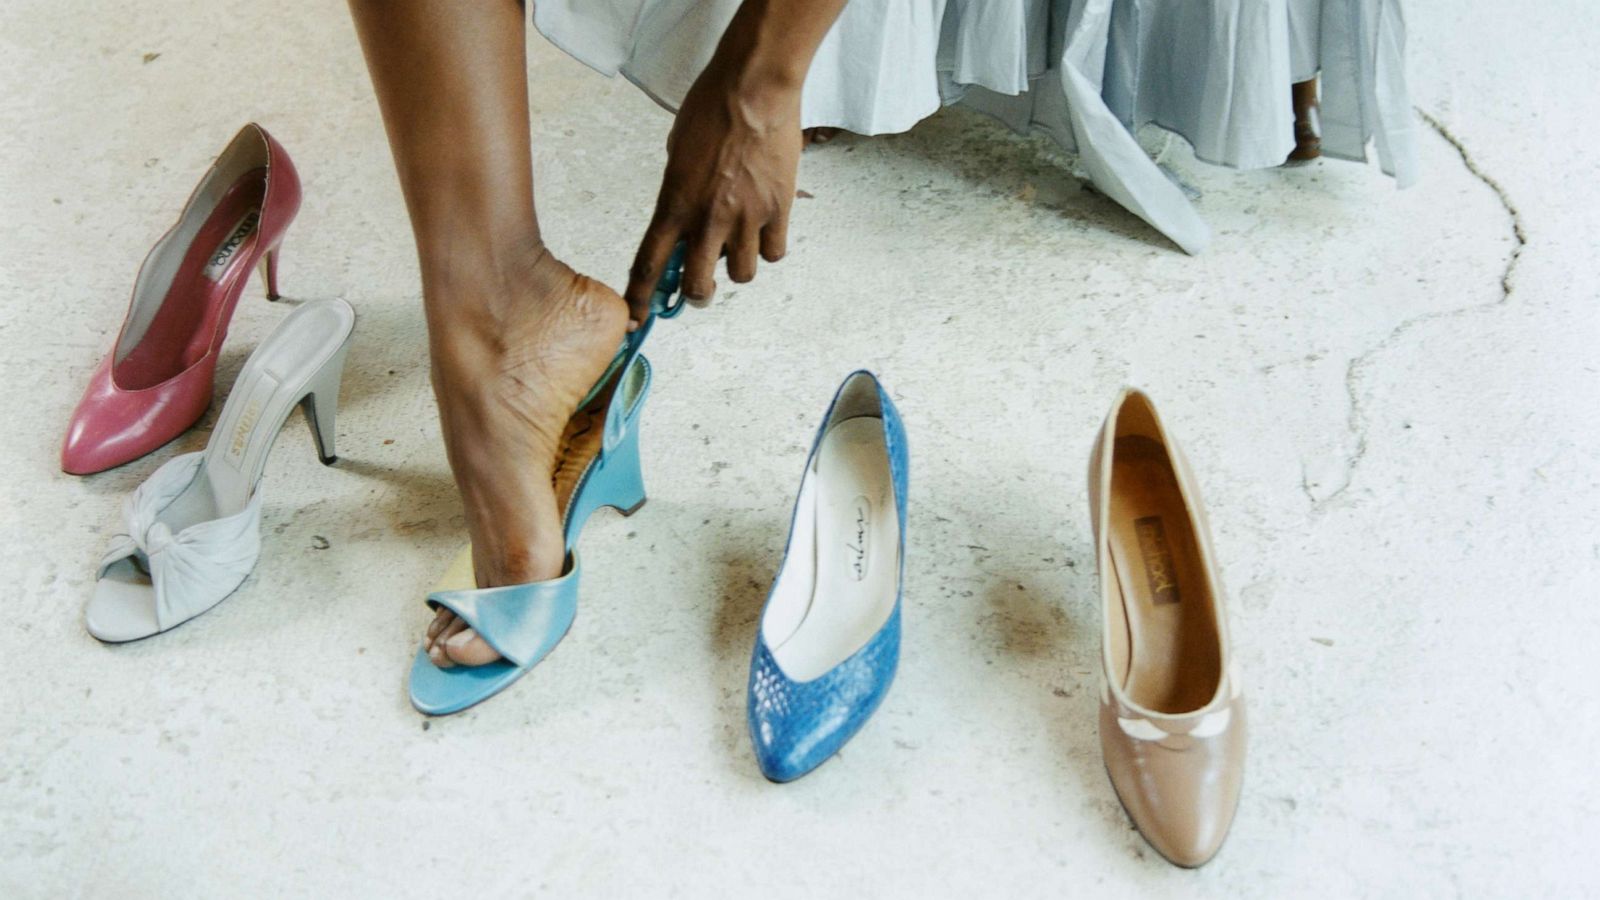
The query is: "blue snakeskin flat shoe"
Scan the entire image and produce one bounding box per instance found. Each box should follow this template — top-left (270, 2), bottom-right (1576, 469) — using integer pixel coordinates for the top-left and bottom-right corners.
top-left (746, 371), bottom-right (909, 781)
top-left (408, 251), bottom-right (685, 715)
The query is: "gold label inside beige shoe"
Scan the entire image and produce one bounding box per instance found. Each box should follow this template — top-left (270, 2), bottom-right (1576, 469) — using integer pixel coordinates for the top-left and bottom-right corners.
top-left (1134, 516), bottom-right (1180, 605)
top-left (204, 209), bottom-right (261, 281)
top-left (847, 496), bottom-right (871, 581)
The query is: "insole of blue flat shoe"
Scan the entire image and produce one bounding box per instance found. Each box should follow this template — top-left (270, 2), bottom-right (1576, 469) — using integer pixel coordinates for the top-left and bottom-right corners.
top-left (769, 416), bottom-right (899, 682)
top-left (1107, 435), bottom-right (1222, 714)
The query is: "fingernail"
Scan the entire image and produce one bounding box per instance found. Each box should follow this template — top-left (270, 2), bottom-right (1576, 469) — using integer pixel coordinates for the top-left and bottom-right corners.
top-left (446, 630), bottom-right (473, 650)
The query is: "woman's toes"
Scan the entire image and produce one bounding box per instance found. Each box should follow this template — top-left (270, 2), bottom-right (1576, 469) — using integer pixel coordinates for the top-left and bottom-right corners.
top-left (424, 615), bottom-right (503, 668)
top-left (444, 628), bottom-right (501, 666)
top-left (428, 639), bottom-right (454, 668)
top-left (426, 609), bottom-right (454, 643)
top-left (423, 609), bottom-right (455, 660)
top-left (803, 127), bottom-right (841, 146)
top-left (428, 615), bottom-right (469, 667)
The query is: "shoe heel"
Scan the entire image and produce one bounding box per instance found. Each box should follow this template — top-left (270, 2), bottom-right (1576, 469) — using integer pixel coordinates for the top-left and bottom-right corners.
top-left (301, 338), bottom-right (352, 465)
top-left (596, 424), bottom-right (647, 516)
top-left (259, 246), bottom-right (282, 301)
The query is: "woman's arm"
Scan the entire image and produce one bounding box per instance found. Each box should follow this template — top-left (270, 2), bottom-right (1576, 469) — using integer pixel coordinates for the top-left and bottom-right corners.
top-left (624, 0), bottom-right (850, 319)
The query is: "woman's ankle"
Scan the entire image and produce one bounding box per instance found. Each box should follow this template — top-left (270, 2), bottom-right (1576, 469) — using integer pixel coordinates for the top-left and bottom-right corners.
top-left (420, 238), bottom-right (576, 331)
top-left (421, 247), bottom-right (628, 383)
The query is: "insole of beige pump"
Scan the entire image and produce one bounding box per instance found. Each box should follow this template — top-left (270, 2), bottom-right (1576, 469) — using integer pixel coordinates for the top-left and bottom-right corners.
top-left (771, 417), bottom-right (899, 681)
top-left (1107, 435), bottom-right (1221, 714)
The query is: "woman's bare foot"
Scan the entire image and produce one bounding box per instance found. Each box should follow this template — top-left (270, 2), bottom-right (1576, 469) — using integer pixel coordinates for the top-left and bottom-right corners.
top-left (421, 250), bottom-right (628, 667)
top-left (802, 126), bottom-right (843, 146)
top-left (1287, 77), bottom-right (1321, 163)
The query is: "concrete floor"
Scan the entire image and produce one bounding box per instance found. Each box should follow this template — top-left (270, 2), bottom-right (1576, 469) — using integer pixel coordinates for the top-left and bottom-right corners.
top-left (3, 1), bottom-right (1597, 896)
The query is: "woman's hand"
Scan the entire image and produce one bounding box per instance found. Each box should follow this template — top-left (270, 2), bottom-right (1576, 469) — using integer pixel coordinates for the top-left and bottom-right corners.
top-left (624, 0), bottom-right (849, 323)
top-left (625, 66), bottom-right (801, 318)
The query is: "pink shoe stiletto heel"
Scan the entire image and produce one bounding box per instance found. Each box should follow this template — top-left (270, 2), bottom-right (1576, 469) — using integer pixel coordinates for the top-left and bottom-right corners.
top-left (61, 123), bottom-right (302, 475)
top-left (258, 245), bottom-right (283, 302)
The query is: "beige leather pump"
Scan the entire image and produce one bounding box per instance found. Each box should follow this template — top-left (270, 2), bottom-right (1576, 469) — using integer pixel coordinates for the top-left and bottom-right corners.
top-left (1088, 388), bottom-right (1246, 868)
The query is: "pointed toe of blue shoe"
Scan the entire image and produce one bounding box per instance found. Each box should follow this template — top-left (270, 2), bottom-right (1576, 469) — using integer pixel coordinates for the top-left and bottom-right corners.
top-left (748, 721), bottom-right (818, 784)
top-left (746, 612), bottom-right (901, 782)
top-left (746, 647), bottom-right (839, 783)
top-left (746, 691), bottom-right (862, 783)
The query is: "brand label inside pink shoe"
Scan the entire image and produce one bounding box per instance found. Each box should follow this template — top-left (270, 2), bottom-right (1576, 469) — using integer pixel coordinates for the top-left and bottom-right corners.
top-left (204, 209), bottom-right (261, 281)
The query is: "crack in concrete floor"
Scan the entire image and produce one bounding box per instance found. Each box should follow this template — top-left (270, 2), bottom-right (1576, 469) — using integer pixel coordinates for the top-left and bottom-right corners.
top-left (1305, 107), bottom-right (1529, 511)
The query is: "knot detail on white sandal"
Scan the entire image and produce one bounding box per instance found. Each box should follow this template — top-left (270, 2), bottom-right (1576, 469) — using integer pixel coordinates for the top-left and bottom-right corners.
top-left (99, 452), bottom-right (264, 631)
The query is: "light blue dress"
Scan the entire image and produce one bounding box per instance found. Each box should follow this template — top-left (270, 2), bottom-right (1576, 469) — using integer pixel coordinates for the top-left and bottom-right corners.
top-left (534, 0), bottom-right (1416, 255)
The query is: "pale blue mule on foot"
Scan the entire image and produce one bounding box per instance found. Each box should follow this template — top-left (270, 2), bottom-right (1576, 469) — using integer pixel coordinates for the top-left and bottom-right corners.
top-left (409, 251), bottom-right (684, 715)
top-left (747, 371), bottom-right (909, 781)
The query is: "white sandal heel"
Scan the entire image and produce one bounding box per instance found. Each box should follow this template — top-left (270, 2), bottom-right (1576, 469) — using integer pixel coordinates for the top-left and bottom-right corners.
top-left (86, 299), bottom-right (357, 642)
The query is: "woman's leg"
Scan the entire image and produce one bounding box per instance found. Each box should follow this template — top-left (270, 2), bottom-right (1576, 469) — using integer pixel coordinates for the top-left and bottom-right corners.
top-left (349, 0), bottom-right (628, 666)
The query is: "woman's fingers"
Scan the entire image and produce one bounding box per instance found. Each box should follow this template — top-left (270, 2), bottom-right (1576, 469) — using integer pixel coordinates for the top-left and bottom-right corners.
top-left (760, 210), bottom-right (789, 263)
top-left (626, 215), bottom-right (682, 324)
top-left (633, 206), bottom-right (785, 316)
top-left (728, 220), bottom-right (761, 284)
top-left (681, 227), bottom-right (727, 306)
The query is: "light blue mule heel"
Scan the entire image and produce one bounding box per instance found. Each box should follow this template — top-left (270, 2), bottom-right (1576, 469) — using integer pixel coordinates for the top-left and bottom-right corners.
top-left (408, 251), bottom-right (684, 716)
top-left (746, 371), bottom-right (909, 782)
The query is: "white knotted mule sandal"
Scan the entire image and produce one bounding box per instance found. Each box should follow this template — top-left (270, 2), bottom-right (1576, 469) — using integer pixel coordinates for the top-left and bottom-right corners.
top-left (85, 298), bottom-right (356, 642)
